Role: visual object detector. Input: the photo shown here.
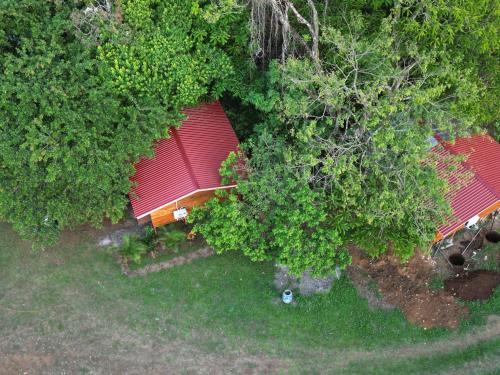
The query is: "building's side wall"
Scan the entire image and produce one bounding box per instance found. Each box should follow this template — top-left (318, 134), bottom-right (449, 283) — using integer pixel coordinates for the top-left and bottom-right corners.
top-left (137, 214), bottom-right (152, 225)
top-left (149, 189), bottom-right (223, 228)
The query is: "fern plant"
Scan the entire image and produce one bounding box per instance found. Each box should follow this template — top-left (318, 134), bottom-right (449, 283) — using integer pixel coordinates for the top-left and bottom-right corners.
top-left (119, 235), bottom-right (148, 264)
top-left (142, 225), bottom-right (157, 249)
top-left (157, 227), bottom-right (186, 253)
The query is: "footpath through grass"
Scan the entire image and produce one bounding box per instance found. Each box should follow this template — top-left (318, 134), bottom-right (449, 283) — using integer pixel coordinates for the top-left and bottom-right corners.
top-left (0, 222), bottom-right (499, 373)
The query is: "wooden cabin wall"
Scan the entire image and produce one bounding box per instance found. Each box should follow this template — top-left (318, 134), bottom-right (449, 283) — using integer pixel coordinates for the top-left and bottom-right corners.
top-left (150, 189), bottom-right (223, 228)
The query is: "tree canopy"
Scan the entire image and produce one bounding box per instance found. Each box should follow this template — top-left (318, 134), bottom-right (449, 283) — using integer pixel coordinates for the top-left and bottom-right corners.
top-left (0, 0), bottom-right (236, 246)
top-left (0, 0), bottom-right (497, 270)
top-left (191, 0), bottom-right (499, 275)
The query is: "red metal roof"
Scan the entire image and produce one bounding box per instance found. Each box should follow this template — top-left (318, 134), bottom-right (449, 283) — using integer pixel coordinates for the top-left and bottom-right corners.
top-left (129, 102), bottom-right (239, 218)
top-left (441, 134), bottom-right (500, 198)
top-left (433, 134), bottom-right (500, 238)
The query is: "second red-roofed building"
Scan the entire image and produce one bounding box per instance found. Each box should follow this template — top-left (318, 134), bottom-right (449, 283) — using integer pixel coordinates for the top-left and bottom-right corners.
top-left (433, 134), bottom-right (500, 241)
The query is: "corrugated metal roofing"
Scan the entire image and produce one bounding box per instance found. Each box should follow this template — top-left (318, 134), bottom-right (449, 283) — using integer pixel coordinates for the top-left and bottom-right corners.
top-left (433, 135), bottom-right (500, 238)
top-left (441, 134), bottom-right (500, 198)
top-left (129, 102), bottom-right (239, 218)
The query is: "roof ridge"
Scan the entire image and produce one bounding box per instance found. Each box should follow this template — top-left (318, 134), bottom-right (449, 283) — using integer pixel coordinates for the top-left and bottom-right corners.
top-left (171, 127), bottom-right (200, 189)
top-left (467, 167), bottom-right (500, 200)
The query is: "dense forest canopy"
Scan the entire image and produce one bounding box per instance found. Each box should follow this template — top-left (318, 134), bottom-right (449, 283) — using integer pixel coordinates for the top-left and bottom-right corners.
top-left (0, 0), bottom-right (498, 272)
top-left (193, 0), bottom-right (499, 274)
top-left (0, 0), bottom-right (236, 246)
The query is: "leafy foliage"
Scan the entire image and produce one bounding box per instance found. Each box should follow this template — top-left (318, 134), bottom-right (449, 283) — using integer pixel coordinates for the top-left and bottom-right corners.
top-left (191, 145), bottom-right (350, 275)
top-left (119, 234), bottom-right (148, 264)
top-left (0, 0), bottom-right (236, 246)
top-left (0, 0), bottom-right (497, 275)
top-left (157, 226), bottom-right (186, 253)
top-left (142, 225), bottom-right (158, 249)
top-left (98, 0), bottom-right (238, 107)
top-left (191, 0), bottom-right (497, 274)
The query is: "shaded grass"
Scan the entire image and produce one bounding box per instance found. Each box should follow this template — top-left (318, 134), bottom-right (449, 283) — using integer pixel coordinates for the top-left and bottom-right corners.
top-left (1, 222), bottom-right (499, 370)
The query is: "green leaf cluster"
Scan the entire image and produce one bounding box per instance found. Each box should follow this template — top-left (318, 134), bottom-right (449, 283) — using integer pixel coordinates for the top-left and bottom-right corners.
top-left (98, 0), bottom-right (237, 107)
top-left (0, 0), bottom-right (237, 246)
top-left (190, 142), bottom-right (350, 276)
top-left (191, 0), bottom-right (497, 274)
top-left (119, 234), bottom-right (148, 264)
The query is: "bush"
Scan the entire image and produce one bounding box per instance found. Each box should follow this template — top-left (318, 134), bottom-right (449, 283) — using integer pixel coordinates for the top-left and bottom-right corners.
top-left (157, 226), bottom-right (186, 253)
top-left (119, 235), bottom-right (148, 264)
top-left (142, 225), bottom-right (157, 249)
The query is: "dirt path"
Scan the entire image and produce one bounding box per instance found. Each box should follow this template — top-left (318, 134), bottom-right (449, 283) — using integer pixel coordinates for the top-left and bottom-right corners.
top-left (334, 315), bottom-right (500, 366)
top-left (120, 247), bottom-right (215, 276)
top-left (2, 314), bottom-right (498, 374)
top-left (0, 322), bottom-right (287, 374)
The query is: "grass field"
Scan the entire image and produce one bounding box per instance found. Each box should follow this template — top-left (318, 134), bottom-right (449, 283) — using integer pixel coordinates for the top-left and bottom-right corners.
top-left (0, 222), bottom-right (499, 374)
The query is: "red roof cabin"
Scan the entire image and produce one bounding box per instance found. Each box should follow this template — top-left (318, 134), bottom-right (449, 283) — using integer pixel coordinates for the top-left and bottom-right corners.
top-left (129, 102), bottom-right (239, 228)
top-left (433, 134), bottom-right (500, 241)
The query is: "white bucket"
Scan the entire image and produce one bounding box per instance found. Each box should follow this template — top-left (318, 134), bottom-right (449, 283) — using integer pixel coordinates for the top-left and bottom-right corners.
top-left (282, 289), bottom-right (293, 304)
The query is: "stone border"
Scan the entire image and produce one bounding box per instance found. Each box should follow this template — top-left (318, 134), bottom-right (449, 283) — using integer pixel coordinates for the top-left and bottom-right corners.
top-left (118, 247), bottom-right (215, 277)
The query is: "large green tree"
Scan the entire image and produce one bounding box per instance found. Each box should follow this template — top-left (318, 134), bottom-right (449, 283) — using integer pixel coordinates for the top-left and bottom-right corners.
top-left (0, 0), bottom-right (237, 246)
top-left (191, 0), bottom-right (497, 275)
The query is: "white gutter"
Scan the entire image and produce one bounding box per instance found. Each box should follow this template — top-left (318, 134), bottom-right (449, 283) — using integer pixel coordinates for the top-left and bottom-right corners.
top-left (135, 185), bottom-right (237, 219)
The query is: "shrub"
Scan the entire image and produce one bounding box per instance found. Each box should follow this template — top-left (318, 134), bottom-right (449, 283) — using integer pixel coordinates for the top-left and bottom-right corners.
top-left (158, 227), bottom-right (186, 253)
top-left (142, 225), bottom-right (157, 249)
top-left (119, 235), bottom-right (148, 264)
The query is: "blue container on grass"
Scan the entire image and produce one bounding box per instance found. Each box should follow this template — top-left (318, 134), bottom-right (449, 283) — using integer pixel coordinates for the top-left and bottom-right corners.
top-left (282, 289), bottom-right (293, 304)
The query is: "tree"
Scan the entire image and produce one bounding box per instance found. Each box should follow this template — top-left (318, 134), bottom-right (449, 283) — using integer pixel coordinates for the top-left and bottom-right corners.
top-left (0, 0), bottom-right (237, 246)
top-left (97, 0), bottom-right (239, 108)
top-left (190, 1), bottom-right (496, 275)
top-left (190, 138), bottom-right (349, 275)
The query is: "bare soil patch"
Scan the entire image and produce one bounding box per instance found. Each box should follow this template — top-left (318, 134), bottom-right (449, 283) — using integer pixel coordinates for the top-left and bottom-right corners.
top-left (444, 270), bottom-right (500, 301)
top-left (120, 247), bottom-right (215, 276)
top-left (0, 353), bottom-right (54, 375)
top-left (349, 245), bottom-right (469, 329)
top-left (345, 266), bottom-right (396, 310)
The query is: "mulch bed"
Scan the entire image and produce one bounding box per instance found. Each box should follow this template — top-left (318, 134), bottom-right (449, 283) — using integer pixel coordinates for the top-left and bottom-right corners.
top-left (444, 270), bottom-right (500, 301)
top-left (349, 245), bottom-right (469, 329)
top-left (118, 247), bottom-right (214, 277)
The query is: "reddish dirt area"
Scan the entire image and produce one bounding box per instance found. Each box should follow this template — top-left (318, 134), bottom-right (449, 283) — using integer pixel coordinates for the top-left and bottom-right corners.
top-left (349, 246), bottom-right (469, 329)
top-left (444, 270), bottom-right (500, 301)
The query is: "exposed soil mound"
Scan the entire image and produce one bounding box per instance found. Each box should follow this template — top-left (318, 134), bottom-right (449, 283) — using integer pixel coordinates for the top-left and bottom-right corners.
top-left (444, 270), bottom-right (500, 301)
top-left (345, 267), bottom-right (396, 311)
top-left (349, 246), bottom-right (469, 329)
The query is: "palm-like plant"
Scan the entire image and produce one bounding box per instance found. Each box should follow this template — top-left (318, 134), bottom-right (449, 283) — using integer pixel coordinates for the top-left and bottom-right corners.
top-left (157, 227), bottom-right (186, 253)
top-left (119, 235), bottom-right (148, 264)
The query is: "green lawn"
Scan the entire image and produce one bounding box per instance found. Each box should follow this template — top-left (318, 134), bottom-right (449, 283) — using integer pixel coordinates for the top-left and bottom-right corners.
top-left (0, 222), bottom-right (499, 374)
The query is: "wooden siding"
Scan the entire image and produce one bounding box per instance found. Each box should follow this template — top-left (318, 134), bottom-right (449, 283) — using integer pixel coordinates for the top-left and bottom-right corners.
top-left (137, 214), bottom-right (152, 225)
top-left (150, 189), bottom-right (227, 228)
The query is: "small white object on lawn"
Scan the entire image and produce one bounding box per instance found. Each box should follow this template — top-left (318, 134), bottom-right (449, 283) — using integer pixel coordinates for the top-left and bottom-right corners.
top-left (282, 289), bottom-right (293, 304)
